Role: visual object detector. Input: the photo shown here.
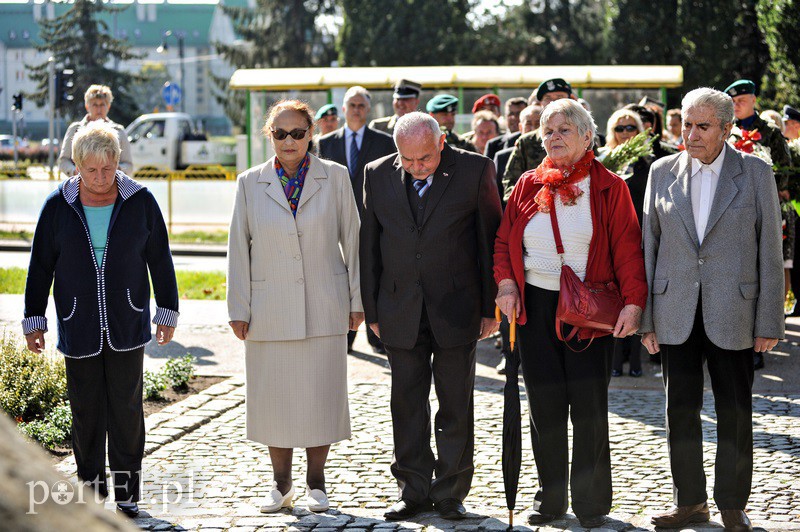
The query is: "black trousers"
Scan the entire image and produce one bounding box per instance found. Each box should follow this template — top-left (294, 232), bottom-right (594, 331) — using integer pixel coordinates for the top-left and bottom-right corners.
top-left (384, 307), bottom-right (476, 505)
top-left (660, 302), bottom-right (754, 510)
top-left (64, 342), bottom-right (145, 502)
top-left (348, 326), bottom-right (383, 350)
top-left (612, 336), bottom-right (642, 373)
top-left (517, 284), bottom-right (613, 518)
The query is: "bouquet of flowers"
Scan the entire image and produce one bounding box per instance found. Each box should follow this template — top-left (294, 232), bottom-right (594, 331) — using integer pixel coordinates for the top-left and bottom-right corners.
top-left (728, 126), bottom-right (773, 166)
top-left (600, 128), bottom-right (655, 174)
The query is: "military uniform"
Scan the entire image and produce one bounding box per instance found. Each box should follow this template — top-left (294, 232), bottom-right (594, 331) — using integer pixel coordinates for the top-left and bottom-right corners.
top-left (370, 115), bottom-right (398, 135)
top-left (445, 129), bottom-right (477, 152)
top-left (501, 131), bottom-right (546, 201)
top-left (732, 114), bottom-right (792, 188)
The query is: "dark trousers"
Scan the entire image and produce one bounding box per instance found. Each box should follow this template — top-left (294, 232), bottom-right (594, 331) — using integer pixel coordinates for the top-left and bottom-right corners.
top-left (384, 307), bottom-right (476, 504)
top-left (612, 336), bottom-right (642, 373)
top-left (64, 343), bottom-right (145, 502)
top-left (517, 284), bottom-right (613, 518)
top-left (660, 302), bottom-right (754, 510)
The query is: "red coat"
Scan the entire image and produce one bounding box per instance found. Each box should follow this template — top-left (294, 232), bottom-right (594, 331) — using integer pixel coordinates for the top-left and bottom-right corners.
top-left (493, 159), bottom-right (647, 332)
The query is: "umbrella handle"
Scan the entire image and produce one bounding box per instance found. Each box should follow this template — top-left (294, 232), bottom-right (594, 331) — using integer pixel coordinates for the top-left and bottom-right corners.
top-left (510, 309), bottom-right (516, 351)
top-left (495, 305), bottom-right (502, 323)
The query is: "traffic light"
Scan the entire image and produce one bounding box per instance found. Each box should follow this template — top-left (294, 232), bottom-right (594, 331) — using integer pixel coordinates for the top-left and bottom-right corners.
top-left (12, 93), bottom-right (22, 111)
top-left (55, 69), bottom-right (74, 107)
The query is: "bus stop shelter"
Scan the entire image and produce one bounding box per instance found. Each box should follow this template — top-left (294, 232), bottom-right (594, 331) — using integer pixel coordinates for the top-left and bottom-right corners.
top-left (229, 65), bottom-right (684, 166)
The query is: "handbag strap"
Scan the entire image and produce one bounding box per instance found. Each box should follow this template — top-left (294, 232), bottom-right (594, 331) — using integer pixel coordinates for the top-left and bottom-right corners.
top-left (548, 207), bottom-right (565, 258)
top-left (556, 317), bottom-right (598, 352)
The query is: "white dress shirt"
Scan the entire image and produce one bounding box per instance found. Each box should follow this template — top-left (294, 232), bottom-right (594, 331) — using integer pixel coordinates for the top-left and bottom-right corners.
top-left (344, 125), bottom-right (366, 170)
top-left (690, 147), bottom-right (726, 244)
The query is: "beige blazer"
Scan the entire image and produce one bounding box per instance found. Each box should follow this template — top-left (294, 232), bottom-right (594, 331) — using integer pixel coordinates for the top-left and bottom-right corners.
top-left (227, 153), bottom-right (362, 341)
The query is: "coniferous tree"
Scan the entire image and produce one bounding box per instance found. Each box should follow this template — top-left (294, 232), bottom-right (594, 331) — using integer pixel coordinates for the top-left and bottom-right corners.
top-left (27, 0), bottom-right (143, 125)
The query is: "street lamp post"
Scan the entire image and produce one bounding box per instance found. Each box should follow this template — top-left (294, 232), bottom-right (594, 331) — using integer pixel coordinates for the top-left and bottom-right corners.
top-left (158, 30), bottom-right (185, 112)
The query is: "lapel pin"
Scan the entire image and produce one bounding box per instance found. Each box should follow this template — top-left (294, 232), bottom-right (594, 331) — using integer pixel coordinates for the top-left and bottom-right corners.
top-left (443, 172), bottom-right (449, 177)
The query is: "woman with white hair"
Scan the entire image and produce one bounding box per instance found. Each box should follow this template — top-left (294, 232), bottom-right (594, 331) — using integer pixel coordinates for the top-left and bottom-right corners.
top-left (23, 121), bottom-right (178, 519)
top-left (494, 99), bottom-right (647, 528)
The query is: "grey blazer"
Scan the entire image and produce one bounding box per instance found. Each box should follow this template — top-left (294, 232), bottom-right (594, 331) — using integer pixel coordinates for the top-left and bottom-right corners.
top-left (639, 144), bottom-right (784, 350)
top-left (227, 154), bottom-right (363, 342)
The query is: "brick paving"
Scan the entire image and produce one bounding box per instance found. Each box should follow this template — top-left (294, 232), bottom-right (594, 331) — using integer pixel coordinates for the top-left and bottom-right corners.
top-left (56, 377), bottom-right (800, 531)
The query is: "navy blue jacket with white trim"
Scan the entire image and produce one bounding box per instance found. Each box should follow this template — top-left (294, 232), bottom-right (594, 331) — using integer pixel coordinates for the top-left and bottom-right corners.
top-left (22, 172), bottom-right (179, 358)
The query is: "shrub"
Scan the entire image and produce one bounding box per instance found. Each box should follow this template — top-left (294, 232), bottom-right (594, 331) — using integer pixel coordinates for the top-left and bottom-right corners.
top-left (0, 334), bottom-right (67, 420)
top-left (18, 419), bottom-right (68, 450)
top-left (143, 370), bottom-right (167, 400)
top-left (162, 354), bottom-right (195, 391)
top-left (47, 402), bottom-right (72, 439)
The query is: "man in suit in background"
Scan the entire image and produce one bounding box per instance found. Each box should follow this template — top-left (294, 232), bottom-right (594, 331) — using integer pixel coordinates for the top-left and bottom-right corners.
top-left (640, 87), bottom-right (784, 532)
top-left (484, 96), bottom-right (527, 161)
top-left (319, 86), bottom-right (395, 355)
top-left (360, 113), bottom-right (502, 521)
top-left (370, 79), bottom-right (422, 135)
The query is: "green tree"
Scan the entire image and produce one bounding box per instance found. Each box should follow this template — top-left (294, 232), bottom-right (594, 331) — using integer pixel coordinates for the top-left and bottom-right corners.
top-left (213, 0), bottom-right (337, 128)
top-left (128, 62), bottom-right (171, 116)
top-left (338, 0), bottom-right (473, 66)
top-left (758, 0), bottom-right (800, 109)
top-left (27, 0), bottom-right (143, 124)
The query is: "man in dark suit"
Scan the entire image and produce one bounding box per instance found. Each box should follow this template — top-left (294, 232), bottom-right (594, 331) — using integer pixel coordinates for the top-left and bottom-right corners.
top-left (484, 96), bottom-right (527, 161)
top-left (360, 112), bottom-right (502, 521)
top-left (319, 86), bottom-right (395, 354)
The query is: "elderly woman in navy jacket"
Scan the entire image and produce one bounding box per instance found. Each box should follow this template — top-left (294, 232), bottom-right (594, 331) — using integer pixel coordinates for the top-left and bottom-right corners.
top-left (22, 122), bottom-right (179, 518)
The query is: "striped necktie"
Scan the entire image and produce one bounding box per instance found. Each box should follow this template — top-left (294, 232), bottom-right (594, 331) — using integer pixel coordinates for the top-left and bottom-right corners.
top-left (413, 178), bottom-right (429, 197)
top-left (348, 131), bottom-right (359, 177)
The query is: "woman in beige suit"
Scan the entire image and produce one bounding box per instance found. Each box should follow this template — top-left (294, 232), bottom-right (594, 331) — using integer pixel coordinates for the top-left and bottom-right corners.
top-left (227, 100), bottom-right (364, 514)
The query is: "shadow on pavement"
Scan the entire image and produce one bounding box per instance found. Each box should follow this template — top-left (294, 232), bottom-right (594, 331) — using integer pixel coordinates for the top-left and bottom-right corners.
top-left (144, 340), bottom-right (217, 366)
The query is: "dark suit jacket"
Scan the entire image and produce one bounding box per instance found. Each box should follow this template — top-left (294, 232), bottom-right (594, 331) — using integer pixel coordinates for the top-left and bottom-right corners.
top-left (318, 126), bottom-right (396, 208)
top-left (484, 131), bottom-right (520, 161)
top-left (493, 146), bottom-right (514, 205)
top-left (360, 144), bottom-right (503, 349)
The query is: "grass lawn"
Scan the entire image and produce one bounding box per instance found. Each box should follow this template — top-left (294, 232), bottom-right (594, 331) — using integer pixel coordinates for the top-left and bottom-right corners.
top-left (0, 229), bottom-right (228, 245)
top-left (0, 267), bottom-right (226, 300)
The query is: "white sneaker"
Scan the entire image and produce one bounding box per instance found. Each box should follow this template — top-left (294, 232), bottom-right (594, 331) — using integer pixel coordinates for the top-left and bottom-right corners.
top-left (259, 482), bottom-right (294, 513)
top-left (306, 486), bottom-right (329, 512)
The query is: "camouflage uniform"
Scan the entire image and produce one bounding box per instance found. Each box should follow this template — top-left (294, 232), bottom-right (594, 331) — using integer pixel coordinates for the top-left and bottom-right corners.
top-left (502, 131), bottom-right (547, 201)
top-left (444, 129), bottom-right (478, 153)
top-left (369, 115), bottom-right (398, 135)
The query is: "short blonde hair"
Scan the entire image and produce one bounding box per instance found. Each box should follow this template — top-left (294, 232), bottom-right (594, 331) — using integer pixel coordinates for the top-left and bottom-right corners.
top-left (605, 109), bottom-right (644, 149)
top-left (84, 85), bottom-right (114, 105)
top-left (72, 122), bottom-right (121, 168)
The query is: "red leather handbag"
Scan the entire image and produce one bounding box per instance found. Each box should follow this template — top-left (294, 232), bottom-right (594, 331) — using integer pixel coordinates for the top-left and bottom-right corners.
top-left (548, 209), bottom-right (623, 349)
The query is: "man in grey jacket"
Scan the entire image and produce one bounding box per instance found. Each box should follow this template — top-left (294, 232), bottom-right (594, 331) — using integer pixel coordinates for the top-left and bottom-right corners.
top-left (640, 87), bottom-right (784, 532)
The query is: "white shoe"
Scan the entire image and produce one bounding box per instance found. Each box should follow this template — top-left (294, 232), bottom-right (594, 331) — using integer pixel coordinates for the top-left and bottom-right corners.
top-left (259, 482), bottom-right (294, 513)
top-left (306, 486), bottom-right (329, 512)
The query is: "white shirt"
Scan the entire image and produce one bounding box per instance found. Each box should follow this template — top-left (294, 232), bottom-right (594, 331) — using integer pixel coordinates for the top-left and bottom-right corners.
top-left (690, 147), bottom-right (726, 244)
top-left (344, 125), bottom-right (366, 170)
top-left (523, 178), bottom-right (593, 290)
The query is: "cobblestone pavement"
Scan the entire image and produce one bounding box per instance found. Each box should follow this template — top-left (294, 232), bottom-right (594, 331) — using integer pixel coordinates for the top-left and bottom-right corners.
top-left (56, 376), bottom-right (800, 531)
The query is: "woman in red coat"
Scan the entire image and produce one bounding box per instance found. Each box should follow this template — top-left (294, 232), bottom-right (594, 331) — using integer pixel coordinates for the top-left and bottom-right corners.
top-left (494, 99), bottom-right (647, 528)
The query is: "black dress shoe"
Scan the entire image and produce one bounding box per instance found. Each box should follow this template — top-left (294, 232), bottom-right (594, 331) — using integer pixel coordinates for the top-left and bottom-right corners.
top-left (116, 502), bottom-right (139, 518)
top-left (754, 352), bottom-right (765, 370)
top-left (578, 514), bottom-right (606, 528)
top-left (384, 499), bottom-right (432, 521)
top-left (435, 498), bottom-right (466, 520)
top-left (372, 343), bottom-right (387, 355)
top-left (527, 511), bottom-right (565, 525)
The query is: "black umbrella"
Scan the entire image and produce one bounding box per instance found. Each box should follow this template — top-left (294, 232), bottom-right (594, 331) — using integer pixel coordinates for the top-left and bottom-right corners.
top-left (497, 307), bottom-right (521, 529)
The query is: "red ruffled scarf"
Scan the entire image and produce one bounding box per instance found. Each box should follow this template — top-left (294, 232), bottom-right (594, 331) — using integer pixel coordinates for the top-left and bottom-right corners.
top-left (528, 150), bottom-right (595, 213)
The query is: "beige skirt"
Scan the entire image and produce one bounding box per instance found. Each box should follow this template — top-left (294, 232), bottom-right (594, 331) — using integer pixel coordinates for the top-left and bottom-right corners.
top-left (244, 334), bottom-right (350, 448)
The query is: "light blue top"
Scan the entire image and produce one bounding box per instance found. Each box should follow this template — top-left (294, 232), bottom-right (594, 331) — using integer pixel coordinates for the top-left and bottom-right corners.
top-left (83, 204), bottom-right (114, 265)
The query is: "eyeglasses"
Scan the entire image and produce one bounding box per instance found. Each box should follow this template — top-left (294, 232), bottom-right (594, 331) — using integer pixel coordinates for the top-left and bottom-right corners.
top-left (270, 127), bottom-right (309, 141)
top-left (614, 125), bottom-right (639, 133)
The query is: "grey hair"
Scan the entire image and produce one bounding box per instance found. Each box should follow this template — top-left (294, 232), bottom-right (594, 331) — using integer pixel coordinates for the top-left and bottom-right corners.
top-left (393, 112), bottom-right (442, 145)
top-left (84, 84), bottom-right (113, 105)
top-left (343, 85), bottom-right (371, 106)
top-left (539, 98), bottom-right (597, 149)
top-left (72, 121), bottom-right (121, 168)
top-left (681, 87), bottom-right (734, 126)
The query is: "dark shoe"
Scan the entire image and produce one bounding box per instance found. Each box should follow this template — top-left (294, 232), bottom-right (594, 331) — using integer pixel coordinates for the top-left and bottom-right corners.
top-left (720, 510), bottom-right (753, 532)
top-left (527, 511), bottom-right (565, 525)
top-left (754, 352), bottom-right (765, 370)
top-left (651, 502), bottom-right (710, 528)
top-left (116, 502), bottom-right (139, 518)
top-left (629, 369), bottom-right (643, 377)
top-left (436, 498), bottom-right (466, 520)
top-left (496, 352), bottom-right (509, 375)
top-left (372, 342), bottom-right (387, 355)
top-left (384, 499), bottom-right (432, 521)
top-left (578, 514), bottom-right (606, 528)
top-left (611, 369), bottom-right (622, 377)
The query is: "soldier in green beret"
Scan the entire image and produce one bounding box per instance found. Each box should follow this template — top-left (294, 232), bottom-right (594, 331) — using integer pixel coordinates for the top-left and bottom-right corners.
top-left (726, 79), bottom-right (793, 369)
top-left (426, 94), bottom-right (478, 152)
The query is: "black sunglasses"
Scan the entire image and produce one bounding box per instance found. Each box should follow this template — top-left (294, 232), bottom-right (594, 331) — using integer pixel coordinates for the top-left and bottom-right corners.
top-left (614, 125), bottom-right (639, 133)
top-left (270, 127), bottom-right (309, 140)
